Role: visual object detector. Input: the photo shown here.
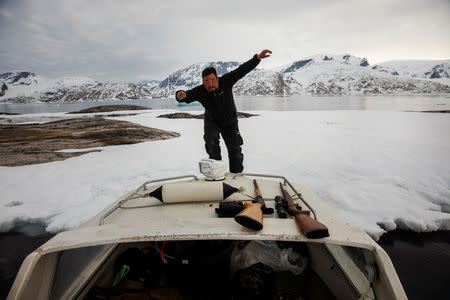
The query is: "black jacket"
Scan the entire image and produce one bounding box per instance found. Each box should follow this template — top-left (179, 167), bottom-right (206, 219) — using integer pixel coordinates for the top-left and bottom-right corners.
top-left (176, 54), bottom-right (260, 126)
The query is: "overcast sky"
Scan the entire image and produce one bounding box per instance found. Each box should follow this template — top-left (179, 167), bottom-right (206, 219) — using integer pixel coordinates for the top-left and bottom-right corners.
top-left (0, 0), bottom-right (449, 81)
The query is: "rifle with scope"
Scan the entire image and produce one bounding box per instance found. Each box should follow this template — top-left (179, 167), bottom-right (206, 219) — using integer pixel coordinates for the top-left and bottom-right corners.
top-left (279, 183), bottom-right (329, 239)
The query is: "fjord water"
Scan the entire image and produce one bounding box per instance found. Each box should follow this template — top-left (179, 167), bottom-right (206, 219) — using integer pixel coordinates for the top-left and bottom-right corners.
top-left (0, 94), bottom-right (449, 114)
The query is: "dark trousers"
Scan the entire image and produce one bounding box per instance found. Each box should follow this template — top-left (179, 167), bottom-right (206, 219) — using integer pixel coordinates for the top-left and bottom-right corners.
top-left (204, 119), bottom-right (244, 173)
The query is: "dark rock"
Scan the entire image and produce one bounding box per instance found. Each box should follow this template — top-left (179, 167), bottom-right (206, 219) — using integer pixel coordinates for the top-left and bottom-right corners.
top-left (157, 112), bottom-right (258, 119)
top-left (430, 69), bottom-right (441, 79)
top-left (0, 112), bottom-right (20, 115)
top-left (360, 58), bottom-right (369, 67)
top-left (237, 112), bottom-right (258, 118)
top-left (429, 64), bottom-right (449, 79)
top-left (67, 105), bottom-right (151, 114)
top-left (372, 65), bottom-right (399, 76)
top-left (283, 59), bottom-right (313, 73)
top-left (1, 82), bottom-right (8, 96)
top-left (9, 72), bottom-right (36, 84)
top-left (323, 56), bottom-right (333, 61)
top-left (0, 72), bottom-right (13, 79)
top-left (158, 112), bottom-right (204, 119)
top-left (419, 110), bottom-right (450, 113)
top-left (0, 118), bottom-right (179, 166)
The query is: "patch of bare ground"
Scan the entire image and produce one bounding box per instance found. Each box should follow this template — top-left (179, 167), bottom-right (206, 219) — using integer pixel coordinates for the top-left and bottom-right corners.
top-left (420, 110), bottom-right (450, 113)
top-left (0, 112), bottom-right (20, 115)
top-left (67, 105), bottom-right (151, 114)
top-left (0, 118), bottom-right (179, 166)
top-left (157, 112), bottom-right (258, 119)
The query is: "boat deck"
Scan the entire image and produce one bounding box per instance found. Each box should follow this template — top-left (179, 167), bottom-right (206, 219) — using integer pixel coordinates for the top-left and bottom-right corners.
top-left (43, 173), bottom-right (378, 253)
top-left (8, 173), bottom-right (407, 300)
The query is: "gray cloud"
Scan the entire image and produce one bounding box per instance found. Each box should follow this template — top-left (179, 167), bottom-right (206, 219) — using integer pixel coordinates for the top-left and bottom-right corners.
top-left (0, 0), bottom-right (449, 81)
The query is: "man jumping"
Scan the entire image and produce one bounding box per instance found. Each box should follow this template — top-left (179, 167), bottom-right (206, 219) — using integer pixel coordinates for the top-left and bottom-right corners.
top-left (175, 49), bottom-right (272, 173)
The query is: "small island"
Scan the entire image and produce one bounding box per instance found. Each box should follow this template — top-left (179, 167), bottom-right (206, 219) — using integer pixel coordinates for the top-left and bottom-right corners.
top-left (67, 104), bottom-right (151, 114)
top-left (0, 105), bottom-right (178, 166)
top-left (157, 112), bottom-right (258, 119)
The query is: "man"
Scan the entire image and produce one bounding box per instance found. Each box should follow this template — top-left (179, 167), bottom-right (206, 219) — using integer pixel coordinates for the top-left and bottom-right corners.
top-left (176, 49), bottom-right (272, 173)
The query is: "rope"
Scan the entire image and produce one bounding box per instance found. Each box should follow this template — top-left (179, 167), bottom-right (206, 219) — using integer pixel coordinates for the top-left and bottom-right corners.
top-left (120, 204), bottom-right (155, 209)
top-left (129, 193), bottom-right (147, 200)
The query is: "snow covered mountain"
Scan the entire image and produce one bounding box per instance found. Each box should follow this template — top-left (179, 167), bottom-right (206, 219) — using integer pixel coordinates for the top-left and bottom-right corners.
top-left (233, 69), bottom-right (302, 96)
top-left (371, 60), bottom-right (450, 81)
top-left (1, 72), bottom-right (41, 98)
top-left (150, 54), bottom-right (449, 97)
top-left (1, 55), bottom-right (449, 103)
top-left (0, 72), bottom-right (153, 103)
top-left (279, 55), bottom-right (450, 95)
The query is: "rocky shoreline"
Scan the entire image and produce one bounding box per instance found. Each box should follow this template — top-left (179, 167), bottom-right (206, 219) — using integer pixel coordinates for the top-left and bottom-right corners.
top-left (66, 104), bottom-right (151, 114)
top-left (0, 105), bottom-right (179, 166)
top-left (0, 112), bottom-right (20, 115)
top-left (157, 112), bottom-right (258, 119)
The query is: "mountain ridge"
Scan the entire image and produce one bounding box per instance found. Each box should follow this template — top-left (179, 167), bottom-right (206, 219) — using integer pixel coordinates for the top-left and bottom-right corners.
top-left (1, 54), bottom-right (449, 103)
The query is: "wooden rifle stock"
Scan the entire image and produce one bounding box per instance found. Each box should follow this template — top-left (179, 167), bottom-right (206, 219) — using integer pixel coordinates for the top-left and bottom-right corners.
top-left (279, 183), bottom-right (329, 239)
top-left (234, 179), bottom-right (266, 230)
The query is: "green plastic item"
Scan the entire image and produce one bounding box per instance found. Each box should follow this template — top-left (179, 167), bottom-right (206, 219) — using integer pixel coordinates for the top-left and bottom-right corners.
top-left (112, 264), bottom-right (130, 287)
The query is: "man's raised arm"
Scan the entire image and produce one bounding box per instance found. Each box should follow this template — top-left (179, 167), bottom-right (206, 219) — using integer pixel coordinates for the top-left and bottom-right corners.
top-left (222, 49), bottom-right (272, 86)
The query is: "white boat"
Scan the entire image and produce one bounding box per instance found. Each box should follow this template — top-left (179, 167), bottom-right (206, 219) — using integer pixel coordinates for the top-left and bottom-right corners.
top-left (8, 172), bottom-right (407, 300)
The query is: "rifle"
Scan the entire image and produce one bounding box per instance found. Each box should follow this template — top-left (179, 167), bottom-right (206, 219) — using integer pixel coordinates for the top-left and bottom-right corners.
top-left (234, 179), bottom-right (273, 230)
top-left (279, 183), bottom-right (329, 239)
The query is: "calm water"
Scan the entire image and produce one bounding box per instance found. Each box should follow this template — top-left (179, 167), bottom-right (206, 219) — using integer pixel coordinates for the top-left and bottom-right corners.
top-left (0, 95), bottom-right (449, 114)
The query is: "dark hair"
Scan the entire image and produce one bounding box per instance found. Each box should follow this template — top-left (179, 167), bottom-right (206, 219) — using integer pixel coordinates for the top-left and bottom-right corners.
top-left (202, 67), bottom-right (217, 78)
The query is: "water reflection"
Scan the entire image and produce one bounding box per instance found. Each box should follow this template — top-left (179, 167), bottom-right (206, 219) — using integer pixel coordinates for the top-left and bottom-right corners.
top-left (235, 96), bottom-right (369, 111)
top-left (236, 95), bottom-right (449, 112)
top-left (0, 95), bottom-right (448, 114)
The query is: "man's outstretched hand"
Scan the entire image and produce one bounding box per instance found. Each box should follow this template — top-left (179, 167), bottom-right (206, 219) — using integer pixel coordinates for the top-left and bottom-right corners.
top-left (258, 49), bottom-right (272, 60)
top-left (176, 90), bottom-right (186, 101)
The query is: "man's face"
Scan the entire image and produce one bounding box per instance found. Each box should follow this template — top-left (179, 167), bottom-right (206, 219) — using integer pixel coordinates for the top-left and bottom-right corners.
top-left (203, 73), bottom-right (219, 92)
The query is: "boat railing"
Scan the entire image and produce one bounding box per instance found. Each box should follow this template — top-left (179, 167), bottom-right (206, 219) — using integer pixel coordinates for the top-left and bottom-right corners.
top-left (237, 173), bottom-right (317, 220)
top-left (99, 175), bottom-right (199, 225)
top-left (98, 173), bottom-right (317, 225)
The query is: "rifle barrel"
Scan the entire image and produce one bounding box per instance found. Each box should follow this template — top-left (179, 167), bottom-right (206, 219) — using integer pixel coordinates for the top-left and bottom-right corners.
top-left (253, 179), bottom-right (262, 200)
top-left (279, 183), bottom-right (329, 239)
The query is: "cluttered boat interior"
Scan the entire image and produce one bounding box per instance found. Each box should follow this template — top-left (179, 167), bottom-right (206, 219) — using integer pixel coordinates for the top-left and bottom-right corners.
top-left (51, 239), bottom-right (378, 300)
